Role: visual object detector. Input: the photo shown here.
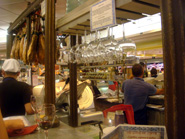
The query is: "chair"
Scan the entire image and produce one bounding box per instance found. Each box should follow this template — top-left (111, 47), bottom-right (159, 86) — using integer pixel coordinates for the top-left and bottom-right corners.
top-left (103, 104), bottom-right (135, 124)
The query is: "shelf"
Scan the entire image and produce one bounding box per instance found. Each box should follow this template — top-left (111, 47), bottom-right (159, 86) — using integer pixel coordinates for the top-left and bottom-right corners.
top-left (79, 78), bottom-right (124, 82)
top-left (56, 62), bottom-right (68, 66)
top-left (80, 64), bottom-right (133, 68)
top-left (78, 72), bottom-right (110, 74)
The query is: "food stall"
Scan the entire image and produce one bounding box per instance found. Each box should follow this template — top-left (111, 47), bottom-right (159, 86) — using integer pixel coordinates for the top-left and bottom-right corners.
top-left (5, 0), bottom-right (185, 138)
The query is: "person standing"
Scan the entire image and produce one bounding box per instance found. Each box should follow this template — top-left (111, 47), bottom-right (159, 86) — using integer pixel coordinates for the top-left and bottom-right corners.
top-left (122, 64), bottom-right (163, 125)
top-left (0, 59), bottom-right (34, 117)
top-left (140, 62), bottom-right (148, 78)
top-left (150, 68), bottom-right (158, 78)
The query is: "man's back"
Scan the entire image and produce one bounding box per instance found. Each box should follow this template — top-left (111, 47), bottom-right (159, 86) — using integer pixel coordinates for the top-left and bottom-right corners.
top-left (122, 77), bottom-right (156, 112)
top-left (0, 77), bottom-right (32, 117)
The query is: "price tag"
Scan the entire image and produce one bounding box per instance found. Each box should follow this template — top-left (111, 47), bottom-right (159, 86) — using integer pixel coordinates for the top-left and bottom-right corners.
top-left (90, 0), bottom-right (116, 31)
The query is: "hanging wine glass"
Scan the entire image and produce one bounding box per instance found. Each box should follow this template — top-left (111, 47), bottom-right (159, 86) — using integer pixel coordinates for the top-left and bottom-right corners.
top-left (96, 31), bottom-right (106, 63)
top-left (76, 27), bottom-right (88, 64)
top-left (115, 46), bottom-right (127, 64)
top-left (104, 27), bottom-right (118, 63)
top-left (85, 32), bottom-right (97, 63)
top-left (89, 30), bottom-right (99, 63)
top-left (62, 34), bottom-right (71, 64)
top-left (102, 27), bottom-right (118, 47)
top-left (118, 21), bottom-right (136, 54)
top-left (70, 32), bottom-right (79, 63)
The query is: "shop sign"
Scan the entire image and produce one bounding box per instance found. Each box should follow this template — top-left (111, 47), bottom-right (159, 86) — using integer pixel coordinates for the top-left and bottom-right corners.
top-left (90, 0), bottom-right (116, 31)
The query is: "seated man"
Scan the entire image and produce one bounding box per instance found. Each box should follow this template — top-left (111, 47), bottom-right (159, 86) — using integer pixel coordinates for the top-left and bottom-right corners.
top-left (122, 64), bottom-right (163, 125)
top-left (0, 59), bottom-right (34, 117)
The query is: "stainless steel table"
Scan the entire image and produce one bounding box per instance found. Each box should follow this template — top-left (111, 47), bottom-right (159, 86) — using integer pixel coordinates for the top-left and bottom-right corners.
top-left (10, 115), bottom-right (94, 139)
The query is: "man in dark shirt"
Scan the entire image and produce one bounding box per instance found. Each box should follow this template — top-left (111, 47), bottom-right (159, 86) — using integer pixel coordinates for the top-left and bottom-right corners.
top-left (0, 59), bottom-right (34, 117)
top-left (122, 64), bottom-right (164, 125)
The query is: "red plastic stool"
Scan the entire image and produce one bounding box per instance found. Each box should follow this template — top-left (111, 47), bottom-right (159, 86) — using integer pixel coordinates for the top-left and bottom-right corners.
top-left (103, 104), bottom-right (135, 124)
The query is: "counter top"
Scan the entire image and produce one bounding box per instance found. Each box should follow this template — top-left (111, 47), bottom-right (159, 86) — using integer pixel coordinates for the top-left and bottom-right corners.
top-left (149, 95), bottom-right (164, 99)
top-left (11, 123), bottom-right (93, 139)
top-left (9, 115), bottom-right (95, 139)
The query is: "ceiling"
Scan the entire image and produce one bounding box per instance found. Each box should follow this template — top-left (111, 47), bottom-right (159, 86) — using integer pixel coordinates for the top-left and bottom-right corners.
top-left (0, 0), bottom-right (162, 59)
top-left (0, 0), bottom-right (66, 59)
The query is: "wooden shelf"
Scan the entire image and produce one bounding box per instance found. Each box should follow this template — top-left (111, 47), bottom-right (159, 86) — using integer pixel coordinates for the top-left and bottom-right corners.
top-left (79, 78), bottom-right (124, 82)
top-left (56, 62), bottom-right (68, 66)
top-left (137, 0), bottom-right (161, 7)
top-left (80, 64), bottom-right (133, 68)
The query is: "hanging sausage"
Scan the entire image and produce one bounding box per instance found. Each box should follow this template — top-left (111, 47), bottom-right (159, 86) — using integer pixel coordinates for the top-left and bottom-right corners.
top-left (22, 35), bottom-right (28, 64)
top-left (37, 15), bottom-right (45, 65)
top-left (10, 36), bottom-right (17, 58)
top-left (27, 15), bottom-right (39, 65)
top-left (19, 27), bottom-right (26, 61)
top-left (14, 32), bottom-right (21, 59)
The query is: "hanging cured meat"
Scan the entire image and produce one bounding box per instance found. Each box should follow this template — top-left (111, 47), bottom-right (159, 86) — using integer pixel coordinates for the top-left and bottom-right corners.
top-left (38, 34), bottom-right (45, 64)
top-left (27, 33), bottom-right (38, 64)
top-left (22, 35), bottom-right (28, 64)
top-left (27, 17), bottom-right (38, 64)
top-left (37, 15), bottom-right (45, 65)
top-left (14, 33), bottom-right (21, 59)
top-left (10, 36), bottom-right (17, 58)
top-left (19, 27), bottom-right (26, 60)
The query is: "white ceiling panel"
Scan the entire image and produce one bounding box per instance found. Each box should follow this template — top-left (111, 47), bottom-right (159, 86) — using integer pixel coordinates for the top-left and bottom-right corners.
top-left (1, 2), bottom-right (27, 15)
top-left (0, 7), bottom-right (17, 16)
top-left (0, 0), bottom-right (25, 6)
top-left (0, 20), bottom-right (8, 26)
top-left (0, 13), bottom-right (18, 23)
top-left (0, 26), bottom-right (9, 31)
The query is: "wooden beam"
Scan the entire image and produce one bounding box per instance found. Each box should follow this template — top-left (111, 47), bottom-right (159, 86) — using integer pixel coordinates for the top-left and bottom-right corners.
top-left (161, 0), bottom-right (185, 138)
top-left (69, 63), bottom-right (78, 127)
top-left (118, 1), bottom-right (160, 15)
top-left (137, 0), bottom-right (161, 6)
top-left (58, 13), bottom-right (90, 33)
top-left (26, 17), bottom-right (31, 46)
top-left (8, 0), bottom-right (43, 33)
top-left (6, 33), bottom-right (13, 58)
top-left (116, 8), bottom-right (144, 20)
top-left (56, 0), bottom-right (101, 29)
top-left (45, 0), bottom-right (56, 104)
top-left (72, 25), bottom-right (90, 31)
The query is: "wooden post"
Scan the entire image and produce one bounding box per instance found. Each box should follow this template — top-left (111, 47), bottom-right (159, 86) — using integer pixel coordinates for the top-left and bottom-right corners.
top-left (45, 0), bottom-right (56, 104)
top-left (26, 16), bottom-right (31, 46)
top-left (161, 0), bottom-right (185, 138)
top-left (6, 33), bottom-right (13, 58)
top-left (69, 63), bottom-right (78, 127)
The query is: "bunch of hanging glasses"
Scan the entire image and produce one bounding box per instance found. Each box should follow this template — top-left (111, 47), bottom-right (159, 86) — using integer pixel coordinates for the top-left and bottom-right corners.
top-left (62, 25), bottom-right (136, 64)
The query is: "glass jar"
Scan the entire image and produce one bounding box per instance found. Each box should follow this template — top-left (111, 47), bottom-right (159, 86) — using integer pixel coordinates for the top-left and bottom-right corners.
top-left (115, 110), bottom-right (125, 126)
